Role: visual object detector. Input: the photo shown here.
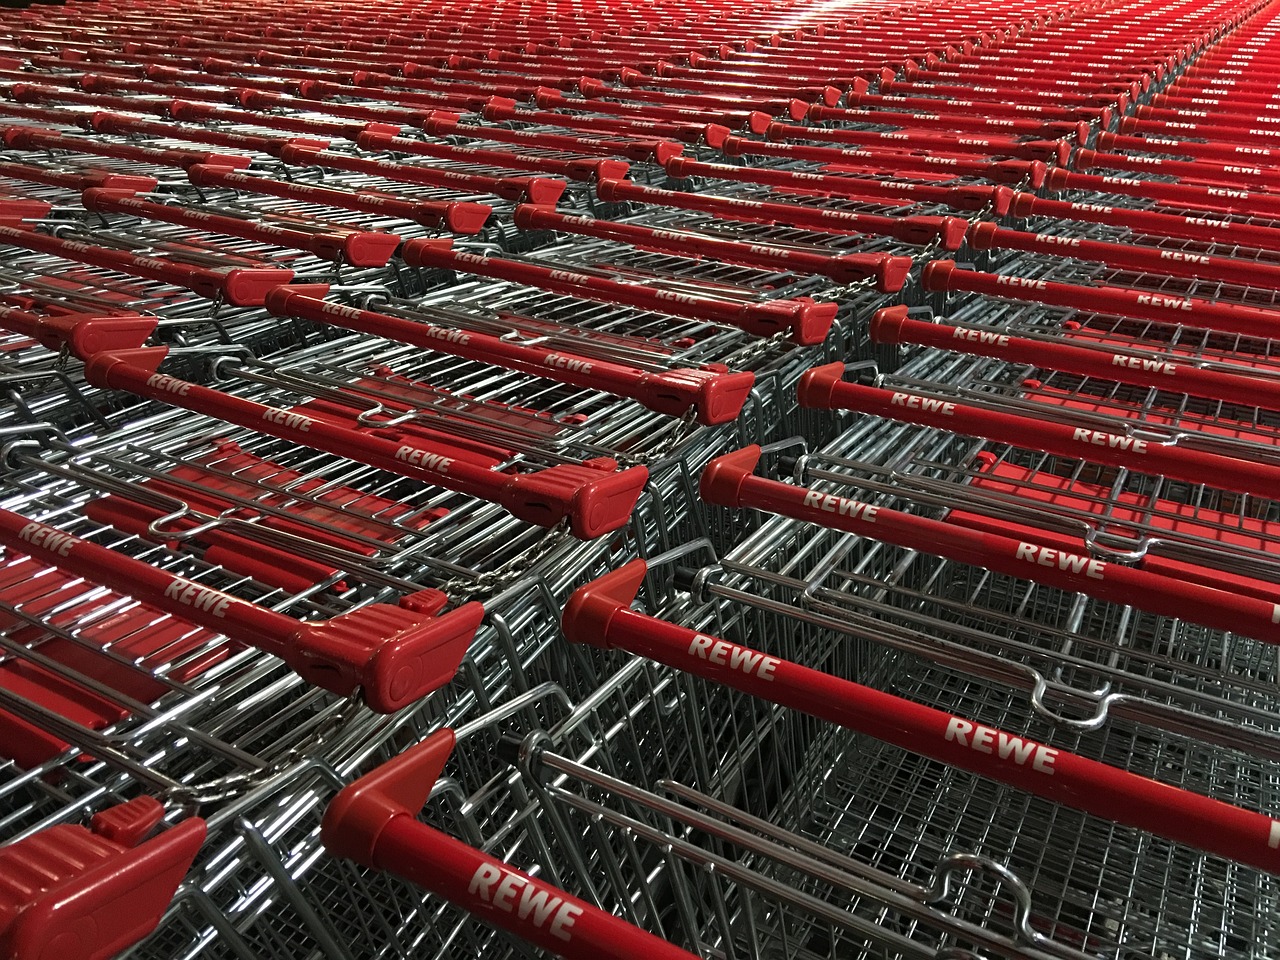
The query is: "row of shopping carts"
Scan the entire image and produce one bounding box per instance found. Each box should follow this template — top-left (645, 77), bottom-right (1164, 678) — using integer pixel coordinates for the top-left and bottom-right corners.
top-left (2, 0), bottom-right (1280, 957)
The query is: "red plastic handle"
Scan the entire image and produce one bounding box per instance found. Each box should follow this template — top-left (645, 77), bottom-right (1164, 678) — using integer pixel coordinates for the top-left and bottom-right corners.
top-left (185, 164), bottom-right (492, 234)
top-left (563, 560), bottom-right (1280, 875)
top-left (968, 223), bottom-right (1280, 291)
top-left (922, 261), bottom-right (1280, 341)
top-left (265, 286), bottom-right (753, 425)
top-left (699, 446), bottom-right (1280, 646)
top-left (400, 237), bottom-right (838, 345)
top-left (0, 504), bottom-right (483, 711)
top-left (664, 156), bottom-right (1013, 216)
top-left (513, 204), bottom-right (911, 291)
top-left (357, 130), bottom-right (629, 184)
top-left (424, 113), bottom-right (683, 165)
top-left (0, 302), bottom-right (157, 357)
top-left (799, 362), bottom-right (1280, 500)
top-left (1076, 148), bottom-right (1280, 191)
top-left (1044, 168), bottom-right (1280, 220)
top-left (277, 143), bottom-right (566, 205)
top-left (0, 797), bottom-right (206, 960)
top-left (0, 224), bottom-right (293, 307)
top-left (596, 178), bottom-right (968, 250)
top-left (83, 349), bottom-right (646, 539)
top-left (3, 127), bottom-right (252, 170)
top-left (322, 731), bottom-right (700, 960)
top-left (82, 189), bottom-right (402, 268)
top-left (871, 308), bottom-right (1280, 415)
top-left (1011, 191), bottom-right (1280, 251)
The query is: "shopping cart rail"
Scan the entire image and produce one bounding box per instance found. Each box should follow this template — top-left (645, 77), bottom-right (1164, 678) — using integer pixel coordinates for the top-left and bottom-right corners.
top-left (0, 502), bottom-right (484, 711)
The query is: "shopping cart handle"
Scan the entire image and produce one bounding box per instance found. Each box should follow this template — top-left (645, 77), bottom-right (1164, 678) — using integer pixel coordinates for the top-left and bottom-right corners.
top-left (0, 504), bottom-right (483, 711)
top-left (290, 595), bottom-right (485, 713)
top-left (0, 797), bottom-right (206, 960)
top-left (322, 731), bottom-right (702, 960)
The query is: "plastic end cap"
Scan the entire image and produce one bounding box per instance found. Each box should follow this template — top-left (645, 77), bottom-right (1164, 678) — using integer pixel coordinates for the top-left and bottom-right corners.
top-left (988, 185), bottom-right (1014, 216)
top-left (868, 305), bottom-right (910, 345)
top-left (290, 600), bottom-right (484, 713)
top-left (561, 559), bottom-right (647, 649)
top-left (1045, 167), bottom-right (1071, 192)
top-left (0, 808), bottom-right (205, 960)
top-left (521, 178), bottom-right (566, 205)
top-left (879, 255), bottom-right (913, 292)
top-left (699, 445), bottom-right (763, 508)
top-left (1010, 192), bottom-right (1036, 217)
top-left (43, 313), bottom-right (158, 359)
top-left (442, 202), bottom-right (491, 234)
top-left (796, 362), bottom-right (847, 409)
top-left (789, 99), bottom-right (810, 121)
top-left (747, 111), bottom-right (773, 134)
top-left (702, 123), bottom-right (732, 149)
top-left (570, 465), bottom-right (649, 539)
top-left (1096, 132), bottom-right (1116, 151)
top-left (921, 259), bottom-right (957, 292)
top-left (82, 347), bottom-right (171, 388)
top-left (220, 268), bottom-right (297, 308)
top-left (263, 283), bottom-right (331, 316)
top-left (321, 728), bottom-right (457, 868)
top-left (342, 231), bottom-right (403, 268)
top-left (1074, 149), bottom-right (1096, 171)
top-left (793, 301), bottom-right (838, 346)
top-left (938, 217), bottom-right (969, 251)
top-left (695, 370), bottom-right (755, 425)
top-left (967, 222), bottom-right (998, 250)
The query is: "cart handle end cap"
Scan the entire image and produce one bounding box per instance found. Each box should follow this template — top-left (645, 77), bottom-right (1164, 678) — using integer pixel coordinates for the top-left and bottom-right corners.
top-left (868, 305), bottom-right (909, 345)
top-left (289, 599), bottom-right (484, 713)
top-left (700, 445), bottom-right (763, 507)
top-left (920, 260), bottom-right (957, 292)
top-left (1010, 192), bottom-right (1036, 218)
top-left (82, 347), bottom-right (171, 387)
top-left (561, 559), bottom-right (648, 649)
top-left (0, 803), bottom-right (205, 960)
top-left (796, 362), bottom-right (847, 409)
top-left (967, 222), bottom-right (997, 250)
top-left (642, 368), bottom-right (755, 425)
top-left (263, 283), bottom-right (332, 316)
top-left (36, 312), bottom-right (158, 359)
top-left (322, 729), bottom-right (457, 868)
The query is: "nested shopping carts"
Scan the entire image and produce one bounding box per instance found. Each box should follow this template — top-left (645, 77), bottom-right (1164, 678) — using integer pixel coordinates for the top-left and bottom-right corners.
top-left (6, 0), bottom-right (1280, 956)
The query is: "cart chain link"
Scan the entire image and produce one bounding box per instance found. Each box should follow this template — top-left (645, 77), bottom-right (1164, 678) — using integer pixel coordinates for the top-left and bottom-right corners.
top-left (439, 520), bottom-right (574, 601)
top-left (163, 696), bottom-right (361, 807)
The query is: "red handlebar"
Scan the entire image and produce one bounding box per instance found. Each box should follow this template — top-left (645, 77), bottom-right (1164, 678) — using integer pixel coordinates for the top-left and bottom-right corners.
top-left (699, 446), bottom-right (1280, 646)
top-left (0, 505), bottom-right (483, 711)
top-left (264, 285), bottom-right (754, 425)
top-left (0, 797), bottom-right (206, 960)
top-left (798, 362), bottom-right (1280, 500)
top-left (400, 237), bottom-right (838, 344)
top-left (563, 560), bottom-right (1280, 875)
top-left (322, 730), bottom-right (701, 960)
top-left (870, 308), bottom-right (1280, 415)
top-left (923, 261), bottom-right (1280, 341)
top-left (82, 349), bottom-right (647, 539)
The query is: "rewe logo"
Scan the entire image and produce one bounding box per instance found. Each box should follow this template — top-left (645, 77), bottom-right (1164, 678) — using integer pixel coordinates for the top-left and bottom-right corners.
top-left (945, 718), bottom-right (1059, 774)
top-left (17, 521), bottom-right (74, 558)
top-left (1112, 354), bottom-right (1176, 375)
top-left (1071, 428), bottom-right (1149, 453)
top-left (163, 579), bottom-right (232, 618)
top-left (952, 327), bottom-right (1010, 346)
top-left (468, 864), bottom-right (583, 942)
top-left (1015, 542), bottom-right (1107, 579)
top-left (890, 392), bottom-right (957, 416)
top-left (688, 634), bottom-right (781, 680)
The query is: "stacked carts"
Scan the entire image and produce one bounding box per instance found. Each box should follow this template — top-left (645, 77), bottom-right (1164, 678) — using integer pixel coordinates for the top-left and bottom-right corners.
top-left (0, 0), bottom-right (1278, 958)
